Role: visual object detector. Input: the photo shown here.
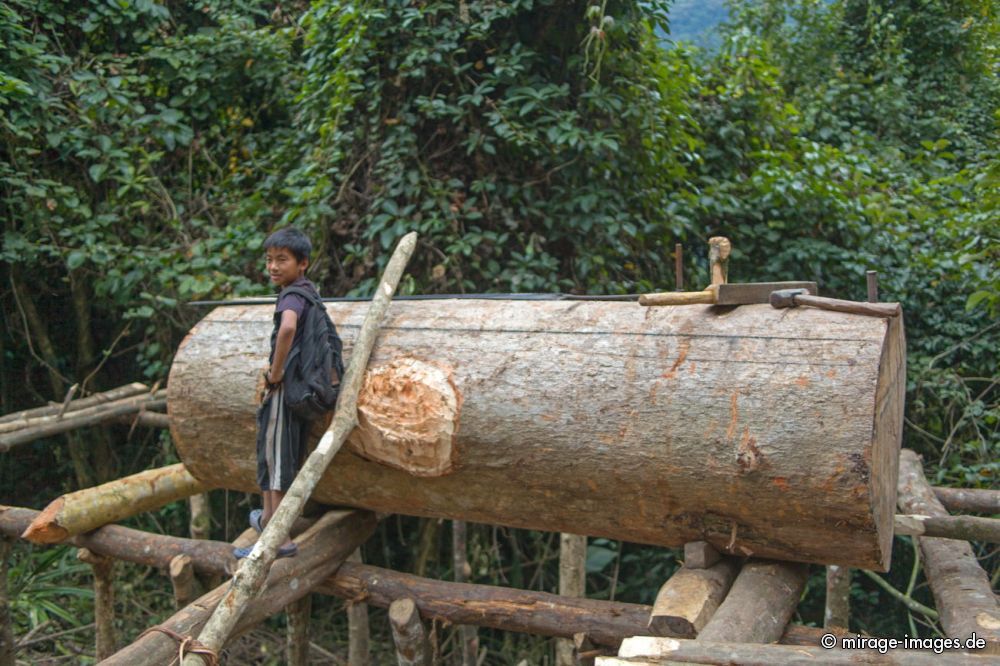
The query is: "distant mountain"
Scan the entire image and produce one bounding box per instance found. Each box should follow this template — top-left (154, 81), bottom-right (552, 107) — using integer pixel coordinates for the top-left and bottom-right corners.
top-left (663, 0), bottom-right (728, 49)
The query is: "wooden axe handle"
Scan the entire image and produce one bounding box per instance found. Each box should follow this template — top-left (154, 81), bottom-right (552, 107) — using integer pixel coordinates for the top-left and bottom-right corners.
top-left (639, 288), bottom-right (717, 306)
top-left (794, 294), bottom-right (900, 318)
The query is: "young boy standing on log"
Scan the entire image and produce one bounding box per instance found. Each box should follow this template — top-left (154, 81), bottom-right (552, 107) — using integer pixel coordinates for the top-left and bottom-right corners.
top-left (234, 227), bottom-right (334, 559)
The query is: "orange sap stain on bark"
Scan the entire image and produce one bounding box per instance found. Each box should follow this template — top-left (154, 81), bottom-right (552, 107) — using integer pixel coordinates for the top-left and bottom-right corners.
top-left (726, 392), bottom-right (739, 441)
top-left (662, 339), bottom-right (690, 379)
top-left (796, 375), bottom-right (810, 388)
top-left (772, 477), bottom-right (790, 491)
top-left (586, 478), bottom-right (598, 492)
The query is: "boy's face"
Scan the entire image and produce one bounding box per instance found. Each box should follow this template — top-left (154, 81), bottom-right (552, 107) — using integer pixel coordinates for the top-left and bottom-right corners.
top-left (266, 247), bottom-right (308, 288)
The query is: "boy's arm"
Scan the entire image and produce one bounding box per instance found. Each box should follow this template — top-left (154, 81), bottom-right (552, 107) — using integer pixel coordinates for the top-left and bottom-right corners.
top-left (267, 310), bottom-right (298, 384)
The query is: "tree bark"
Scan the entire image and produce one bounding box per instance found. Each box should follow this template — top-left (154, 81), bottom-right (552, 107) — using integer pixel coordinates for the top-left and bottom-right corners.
top-left (647, 559), bottom-right (739, 638)
top-left (453, 521), bottom-right (478, 666)
top-left (183, 231), bottom-right (417, 665)
top-left (188, 491), bottom-right (211, 540)
top-left (78, 548), bottom-right (116, 659)
top-left (932, 487), bottom-right (999, 515)
top-left (347, 549), bottom-right (371, 666)
top-left (604, 636), bottom-right (995, 666)
top-left (897, 449), bottom-right (1000, 654)
top-left (558, 533), bottom-right (588, 665)
top-left (824, 564), bottom-right (851, 630)
top-left (696, 560), bottom-right (808, 643)
top-left (101, 509), bottom-right (376, 665)
top-left (894, 513), bottom-right (1000, 542)
top-left (169, 292), bottom-right (905, 570)
top-left (0, 538), bottom-right (15, 666)
top-left (22, 463), bottom-right (208, 543)
top-left (286, 594), bottom-right (311, 666)
top-left (0, 382), bottom-right (148, 424)
top-left (390, 598), bottom-right (431, 666)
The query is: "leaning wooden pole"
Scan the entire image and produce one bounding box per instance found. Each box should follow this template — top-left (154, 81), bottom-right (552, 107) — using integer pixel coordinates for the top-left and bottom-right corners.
top-left (22, 463), bottom-right (208, 543)
top-left (897, 449), bottom-right (1000, 654)
top-left (101, 510), bottom-right (375, 665)
top-left (0, 538), bottom-right (15, 666)
top-left (696, 560), bottom-right (809, 643)
top-left (78, 548), bottom-right (117, 660)
top-left (184, 231), bottom-right (418, 665)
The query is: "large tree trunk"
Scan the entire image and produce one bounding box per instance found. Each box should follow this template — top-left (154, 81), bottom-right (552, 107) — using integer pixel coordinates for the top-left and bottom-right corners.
top-left (168, 300), bottom-right (905, 569)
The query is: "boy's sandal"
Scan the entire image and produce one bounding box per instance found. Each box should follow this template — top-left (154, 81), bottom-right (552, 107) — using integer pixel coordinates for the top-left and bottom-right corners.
top-left (232, 542), bottom-right (298, 560)
top-left (249, 509), bottom-right (264, 534)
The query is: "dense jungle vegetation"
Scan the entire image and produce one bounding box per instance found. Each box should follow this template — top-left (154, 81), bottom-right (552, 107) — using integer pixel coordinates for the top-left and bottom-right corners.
top-left (1, 0), bottom-right (997, 662)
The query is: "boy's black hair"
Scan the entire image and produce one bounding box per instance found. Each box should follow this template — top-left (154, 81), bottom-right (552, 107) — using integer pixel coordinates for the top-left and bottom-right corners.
top-left (264, 227), bottom-right (312, 263)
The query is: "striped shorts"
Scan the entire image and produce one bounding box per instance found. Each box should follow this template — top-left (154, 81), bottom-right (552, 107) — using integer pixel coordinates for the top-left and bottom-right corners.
top-left (256, 385), bottom-right (310, 492)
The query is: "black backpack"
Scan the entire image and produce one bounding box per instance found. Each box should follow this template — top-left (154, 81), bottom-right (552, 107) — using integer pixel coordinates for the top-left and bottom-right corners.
top-left (272, 286), bottom-right (345, 422)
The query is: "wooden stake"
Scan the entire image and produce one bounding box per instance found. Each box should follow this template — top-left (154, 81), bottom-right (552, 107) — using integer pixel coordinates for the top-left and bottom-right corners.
top-left (696, 560), bottom-right (808, 643)
top-left (286, 594), bottom-right (311, 666)
top-left (602, 636), bottom-right (995, 665)
top-left (169, 554), bottom-right (201, 608)
top-left (0, 538), bottom-right (14, 666)
top-left (183, 231), bottom-right (417, 665)
top-left (708, 237), bottom-right (731, 286)
top-left (647, 559), bottom-right (739, 638)
top-left (188, 491), bottom-right (211, 540)
top-left (867, 270), bottom-right (879, 303)
top-left (932, 487), bottom-right (1000, 514)
top-left (22, 463), bottom-right (208, 544)
top-left (102, 509), bottom-right (375, 665)
top-left (897, 449), bottom-right (1000, 654)
top-left (453, 520), bottom-right (478, 666)
top-left (557, 532), bottom-right (588, 665)
top-left (674, 244), bottom-right (684, 292)
top-left (0, 382), bottom-right (148, 424)
top-left (825, 564), bottom-right (851, 630)
top-left (347, 549), bottom-right (370, 666)
top-left (78, 548), bottom-right (116, 659)
top-left (390, 598), bottom-right (431, 666)
top-left (895, 513), bottom-right (1000, 542)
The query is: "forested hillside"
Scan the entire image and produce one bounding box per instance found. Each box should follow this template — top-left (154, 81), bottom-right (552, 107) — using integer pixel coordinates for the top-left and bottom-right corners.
top-left (1, 0), bottom-right (996, 663)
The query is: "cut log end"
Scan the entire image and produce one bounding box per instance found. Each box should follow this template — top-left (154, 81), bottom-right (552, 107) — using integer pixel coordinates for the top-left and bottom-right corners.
top-left (349, 357), bottom-right (461, 477)
top-left (21, 498), bottom-right (68, 544)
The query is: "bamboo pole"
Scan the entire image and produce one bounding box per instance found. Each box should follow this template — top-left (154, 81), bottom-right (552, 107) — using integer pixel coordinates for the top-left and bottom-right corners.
top-left (894, 513), bottom-right (1000, 542)
top-left (0, 382), bottom-right (148, 424)
top-left (22, 463), bottom-right (208, 543)
top-left (347, 549), bottom-right (370, 666)
top-left (183, 231), bottom-right (417, 665)
top-left (897, 450), bottom-right (1000, 654)
top-left (932, 487), bottom-right (999, 514)
top-left (101, 509), bottom-right (375, 665)
top-left (78, 548), bottom-right (116, 659)
top-left (601, 636), bottom-right (996, 665)
top-left (0, 538), bottom-right (14, 666)
top-left (389, 598), bottom-right (431, 666)
top-left (453, 520), bottom-right (478, 666)
top-left (286, 594), bottom-right (311, 666)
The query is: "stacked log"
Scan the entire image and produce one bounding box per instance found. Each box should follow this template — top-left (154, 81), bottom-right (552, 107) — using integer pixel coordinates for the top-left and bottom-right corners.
top-left (169, 299), bottom-right (905, 569)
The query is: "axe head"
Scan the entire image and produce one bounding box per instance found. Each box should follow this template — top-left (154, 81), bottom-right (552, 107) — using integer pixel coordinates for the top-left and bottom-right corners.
top-left (715, 282), bottom-right (817, 306)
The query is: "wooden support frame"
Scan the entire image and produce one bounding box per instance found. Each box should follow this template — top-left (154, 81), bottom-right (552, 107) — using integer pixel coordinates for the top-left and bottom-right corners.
top-left (453, 520), bottom-right (478, 666)
top-left (347, 549), bottom-right (370, 666)
top-left (897, 450), bottom-right (1000, 653)
top-left (286, 594), bottom-right (311, 666)
top-left (169, 554), bottom-right (201, 608)
top-left (932, 487), bottom-right (999, 515)
top-left (647, 559), bottom-right (739, 638)
top-left (558, 532), bottom-right (587, 665)
top-left (894, 513), bottom-right (1000, 543)
top-left (77, 548), bottom-right (116, 659)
